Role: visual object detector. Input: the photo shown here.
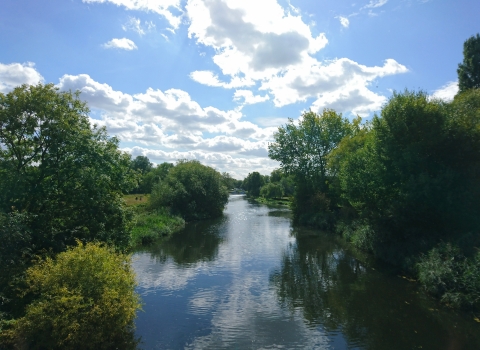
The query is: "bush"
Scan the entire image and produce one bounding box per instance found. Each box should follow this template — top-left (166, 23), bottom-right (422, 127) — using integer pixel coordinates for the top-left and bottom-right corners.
top-left (149, 160), bottom-right (229, 220)
top-left (260, 183), bottom-right (283, 199)
top-left (417, 243), bottom-right (480, 309)
top-left (131, 208), bottom-right (185, 246)
top-left (10, 242), bottom-right (141, 350)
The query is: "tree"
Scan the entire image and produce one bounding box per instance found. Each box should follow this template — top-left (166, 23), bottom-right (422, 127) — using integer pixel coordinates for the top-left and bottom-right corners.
top-left (269, 109), bottom-right (353, 187)
top-left (458, 33), bottom-right (480, 93)
top-left (10, 242), bottom-right (141, 350)
top-left (242, 172), bottom-right (265, 197)
top-left (131, 155), bottom-right (153, 174)
top-left (268, 109), bottom-right (353, 227)
top-left (134, 162), bottom-right (173, 194)
top-left (149, 160), bottom-right (229, 220)
top-left (260, 182), bottom-right (283, 199)
top-left (337, 90), bottom-right (480, 264)
top-left (0, 84), bottom-right (136, 253)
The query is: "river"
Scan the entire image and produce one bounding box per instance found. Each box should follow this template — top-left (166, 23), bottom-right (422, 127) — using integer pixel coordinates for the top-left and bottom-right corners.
top-left (132, 194), bottom-right (480, 349)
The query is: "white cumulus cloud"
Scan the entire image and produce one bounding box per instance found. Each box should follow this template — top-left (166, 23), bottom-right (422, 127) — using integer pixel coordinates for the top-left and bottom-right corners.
top-left (56, 74), bottom-right (277, 177)
top-left (431, 81), bottom-right (458, 101)
top-left (102, 38), bottom-right (138, 50)
top-left (0, 62), bottom-right (44, 93)
top-left (233, 90), bottom-right (270, 105)
top-left (186, 0), bottom-right (407, 117)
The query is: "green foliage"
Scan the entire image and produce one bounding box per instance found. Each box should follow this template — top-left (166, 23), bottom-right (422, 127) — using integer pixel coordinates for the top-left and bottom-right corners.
top-left (221, 172), bottom-right (239, 190)
top-left (269, 109), bottom-right (353, 185)
top-left (260, 182), bottom-right (283, 199)
top-left (132, 162), bottom-right (173, 194)
top-left (0, 84), bottom-right (136, 253)
top-left (10, 241), bottom-right (141, 350)
top-left (131, 208), bottom-right (185, 246)
top-left (269, 109), bottom-right (353, 227)
top-left (336, 90), bottom-right (480, 265)
top-left (242, 171), bottom-right (265, 197)
top-left (417, 244), bottom-right (480, 309)
top-left (457, 33), bottom-right (480, 93)
top-left (131, 155), bottom-right (153, 174)
top-left (149, 160), bottom-right (229, 220)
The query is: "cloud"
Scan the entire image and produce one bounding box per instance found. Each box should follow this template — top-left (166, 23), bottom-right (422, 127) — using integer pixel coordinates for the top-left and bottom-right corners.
top-left (83, 0), bottom-right (182, 29)
top-left (56, 74), bottom-right (276, 177)
top-left (190, 71), bottom-right (255, 88)
top-left (233, 90), bottom-right (270, 105)
top-left (431, 81), bottom-right (458, 101)
top-left (337, 16), bottom-right (350, 28)
top-left (0, 62), bottom-right (44, 93)
top-left (102, 38), bottom-right (138, 50)
top-left (186, 0), bottom-right (328, 79)
top-left (123, 17), bottom-right (157, 35)
top-left (186, 0), bottom-right (407, 117)
top-left (361, 0), bottom-right (388, 9)
top-left (261, 58), bottom-right (408, 115)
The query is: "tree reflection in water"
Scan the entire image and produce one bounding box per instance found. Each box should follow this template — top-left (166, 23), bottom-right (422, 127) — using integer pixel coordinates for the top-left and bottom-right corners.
top-left (138, 218), bottom-right (225, 265)
top-left (270, 228), bottom-right (480, 350)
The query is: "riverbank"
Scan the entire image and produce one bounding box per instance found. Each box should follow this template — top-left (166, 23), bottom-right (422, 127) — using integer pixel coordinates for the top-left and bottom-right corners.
top-left (124, 195), bottom-right (185, 246)
top-left (253, 196), bottom-right (291, 207)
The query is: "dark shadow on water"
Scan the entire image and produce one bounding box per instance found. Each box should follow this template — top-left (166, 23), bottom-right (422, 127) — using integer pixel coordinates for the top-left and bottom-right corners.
top-left (270, 227), bottom-right (480, 350)
top-left (136, 216), bottom-right (226, 265)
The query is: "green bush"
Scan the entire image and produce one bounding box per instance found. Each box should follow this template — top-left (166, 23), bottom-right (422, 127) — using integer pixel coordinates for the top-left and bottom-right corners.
top-left (260, 182), bottom-right (283, 199)
top-left (131, 208), bottom-right (185, 246)
top-left (10, 242), bottom-right (141, 350)
top-left (417, 243), bottom-right (480, 309)
top-left (149, 160), bottom-right (229, 220)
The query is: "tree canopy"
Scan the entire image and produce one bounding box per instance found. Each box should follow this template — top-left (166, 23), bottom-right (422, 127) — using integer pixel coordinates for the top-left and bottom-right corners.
top-left (0, 84), bottom-right (136, 253)
top-left (149, 160), bottom-right (229, 220)
top-left (458, 33), bottom-right (480, 93)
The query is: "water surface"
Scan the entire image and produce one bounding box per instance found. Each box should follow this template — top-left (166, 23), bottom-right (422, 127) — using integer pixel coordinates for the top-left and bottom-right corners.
top-left (133, 195), bottom-right (480, 349)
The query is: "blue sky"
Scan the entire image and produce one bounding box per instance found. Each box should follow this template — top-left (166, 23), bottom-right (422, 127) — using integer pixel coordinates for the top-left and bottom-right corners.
top-left (1, 0), bottom-right (478, 178)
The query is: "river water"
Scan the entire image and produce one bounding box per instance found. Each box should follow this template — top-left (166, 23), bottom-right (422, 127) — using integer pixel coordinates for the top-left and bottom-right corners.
top-left (132, 195), bottom-right (480, 349)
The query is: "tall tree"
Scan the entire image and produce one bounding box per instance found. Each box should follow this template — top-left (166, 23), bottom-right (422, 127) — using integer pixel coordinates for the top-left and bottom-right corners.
top-left (458, 33), bottom-right (480, 93)
top-left (0, 84), bottom-right (136, 253)
top-left (242, 172), bottom-right (265, 197)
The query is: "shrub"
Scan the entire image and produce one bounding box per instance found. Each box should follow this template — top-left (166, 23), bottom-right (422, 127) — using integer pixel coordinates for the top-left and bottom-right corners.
top-left (417, 243), bottom-right (480, 309)
top-left (131, 208), bottom-right (185, 246)
top-left (11, 242), bottom-right (141, 350)
top-left (260, 183), bottom-right (283, 199)
top-left (149, 160), bottom-right (229, 220)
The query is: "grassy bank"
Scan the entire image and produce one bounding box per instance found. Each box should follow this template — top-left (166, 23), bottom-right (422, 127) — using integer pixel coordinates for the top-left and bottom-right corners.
top-left (254, 197), bottom-right (291, 206)
top-left (124, 195), bottom-right (185, 246)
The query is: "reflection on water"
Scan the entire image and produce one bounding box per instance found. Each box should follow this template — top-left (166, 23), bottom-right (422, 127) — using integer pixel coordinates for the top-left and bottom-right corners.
top-left (133, 195), bottom-right (480, 349)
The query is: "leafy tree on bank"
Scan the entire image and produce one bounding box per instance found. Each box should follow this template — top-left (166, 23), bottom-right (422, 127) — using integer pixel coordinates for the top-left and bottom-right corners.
top-left (260, 182), bottom-right (283, 199)
top-left (0, 84), bottom-right (136, 319)
top-left (335, 90), bottom-right (480, 266)
top-left (132, 161), bottom-right (173, 194)
top-left (458, 33), bottom-right (480, 93)
top-left (0, 84), bottom-right (135, 252)
top-left (242, 171), bottom-right (265, 197)
top-left (268, 109), bottom-right (353, 227)
top-left (149, 160), bottom-right (229, 220)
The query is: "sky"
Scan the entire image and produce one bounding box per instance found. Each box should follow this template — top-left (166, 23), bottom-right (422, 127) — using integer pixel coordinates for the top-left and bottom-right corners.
top-left (1, 0), bottom-right (478, 179)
